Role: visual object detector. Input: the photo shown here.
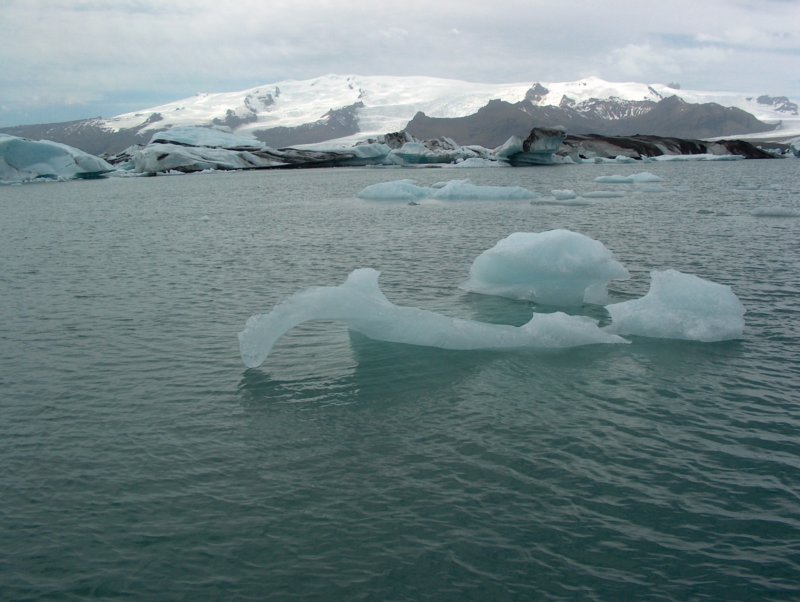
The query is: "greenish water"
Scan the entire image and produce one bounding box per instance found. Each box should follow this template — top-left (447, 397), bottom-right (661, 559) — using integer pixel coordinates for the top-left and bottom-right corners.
top-left (2, 161), bottom-right (799, 600)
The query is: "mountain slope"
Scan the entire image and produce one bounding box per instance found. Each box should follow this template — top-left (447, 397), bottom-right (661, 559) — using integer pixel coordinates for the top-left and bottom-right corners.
top-left (406, 96), bottom-right (777, 146)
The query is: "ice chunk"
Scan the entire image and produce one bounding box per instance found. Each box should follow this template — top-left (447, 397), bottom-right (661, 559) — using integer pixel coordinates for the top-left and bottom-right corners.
top-left (430, 179), bottom-right (537, 200)
top-left (357, 179), bottom-right (537, 201)
top-left (0, 133), bottom-right (113, 183)
top-left (551, 189), bottom-right (577, 200)
top-left (605, 269), bottom-right (745, 341)
top-left (357, 179), bottom-right (430, 201)
top-left (750, 207), bottom-right (799, 217)
top-left (238, 268), bottom-right (628, 367)
top-left (460, 230), bottom-right (630, 305)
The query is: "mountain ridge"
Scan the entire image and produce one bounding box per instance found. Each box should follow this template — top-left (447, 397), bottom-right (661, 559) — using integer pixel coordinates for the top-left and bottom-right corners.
top-left (2, 74), bottom-right (797, 154)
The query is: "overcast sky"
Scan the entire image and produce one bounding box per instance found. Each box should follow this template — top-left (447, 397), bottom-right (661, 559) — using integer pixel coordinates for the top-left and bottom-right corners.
top-left (1, 0), bottom-right (799, 127)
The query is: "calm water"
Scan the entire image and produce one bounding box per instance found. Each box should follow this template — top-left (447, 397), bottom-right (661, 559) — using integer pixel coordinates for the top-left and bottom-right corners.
top-left (2, 161), bottom-right (799, 600)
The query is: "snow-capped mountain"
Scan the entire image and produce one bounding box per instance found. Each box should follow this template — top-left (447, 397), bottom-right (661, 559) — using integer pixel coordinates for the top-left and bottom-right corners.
top-left (3, 75), bottom-right (798, 155)
top-left (107, 74), bottom-right (798, 139)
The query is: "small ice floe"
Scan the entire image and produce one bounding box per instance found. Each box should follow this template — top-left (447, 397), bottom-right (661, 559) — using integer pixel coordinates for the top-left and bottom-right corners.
top-left (357, 178), bottom-right (537, 201)
top-left (460, 230), bottom-right (630, 306)
top-left (595, 172), bottom-right (663, 184)
top-left (605, 269), bottom-right (745, 342)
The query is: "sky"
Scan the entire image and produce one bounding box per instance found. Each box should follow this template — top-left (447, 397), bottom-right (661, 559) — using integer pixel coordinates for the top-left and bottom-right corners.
top-left (1, 0), bottom-right (799, 127)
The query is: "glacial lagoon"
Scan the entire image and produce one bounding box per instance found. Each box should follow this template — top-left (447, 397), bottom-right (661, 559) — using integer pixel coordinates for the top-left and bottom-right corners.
top-left (2, 159), bottom-right (799, 600)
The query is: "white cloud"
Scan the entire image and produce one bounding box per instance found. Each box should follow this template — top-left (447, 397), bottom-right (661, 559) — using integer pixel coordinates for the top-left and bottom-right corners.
top-left (0, 0), bottom-right (798, 126)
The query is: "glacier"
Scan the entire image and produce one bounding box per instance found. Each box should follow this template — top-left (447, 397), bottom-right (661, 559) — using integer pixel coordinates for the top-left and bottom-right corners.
top-left (238, 268), bottom-right (628, 369)
top-left (0, 134), bottom-right (113, 183)
top-left (605, 270), bottom-right (745, 342)
top-left (460, 230), bottom-right (630, 305)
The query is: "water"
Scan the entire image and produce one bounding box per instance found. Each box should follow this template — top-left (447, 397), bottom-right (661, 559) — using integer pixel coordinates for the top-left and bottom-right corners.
top-left (2, 161), bottom-right (799, 600)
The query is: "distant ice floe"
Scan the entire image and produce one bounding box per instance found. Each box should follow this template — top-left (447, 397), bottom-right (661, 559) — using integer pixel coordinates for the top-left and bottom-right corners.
top-left (460, 230), bottom-right (630, 305)
top-left (357, 179), bottom-right (538, 201)
top-left (750, 206), bottom-right (799, 217)
top-left (0, 133), bottom-right (113, 183)
top-left (606, 270), bottom-right (745, 342)
top-left (239, 230), bottom-right (746, 367)
top-left (238, 268), bottom-right (627, 368)
top-left (594, 172), bottom-right (663, 184)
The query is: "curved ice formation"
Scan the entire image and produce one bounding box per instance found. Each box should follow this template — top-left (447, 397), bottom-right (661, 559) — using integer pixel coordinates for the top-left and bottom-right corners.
top-left (460, 230), bottom-right (630, 306)
top-left (357, 179), bottom-right (537, 201)
top-left (238, 268), bottom-right (627, 368)
top-left (605, 269), bottom-right (745, 341)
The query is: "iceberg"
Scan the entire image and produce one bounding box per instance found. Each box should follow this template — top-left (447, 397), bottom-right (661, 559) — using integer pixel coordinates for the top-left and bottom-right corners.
top-left (605, 269), bottom-right (745, 341)
top-left (0, 134), bottom-right (113, 183)
top-left (460, 230), bottom-right (630, 305)
top-left (238, 268), bottom-right (627, 368)
top-left (357, 179), bottom-right (537, 201)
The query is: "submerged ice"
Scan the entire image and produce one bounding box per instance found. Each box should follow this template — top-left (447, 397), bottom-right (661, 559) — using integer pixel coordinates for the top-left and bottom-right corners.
top-left (460, 230), bottom-right (630, 305)
top-left (238, 268), bottom-right (627, 368)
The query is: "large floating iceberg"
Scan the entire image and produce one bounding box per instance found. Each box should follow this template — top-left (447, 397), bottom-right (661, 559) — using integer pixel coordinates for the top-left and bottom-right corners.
top-left (605, 269), bottom-right (745, 341)
top-left (357, 179), bottom-right (538, 202)
top-left (460, 230), bottom-right (630, 305)
top-left (238, 268), bottom-right (627, 368)
top-left (0, 134), bottom-right (113, 183)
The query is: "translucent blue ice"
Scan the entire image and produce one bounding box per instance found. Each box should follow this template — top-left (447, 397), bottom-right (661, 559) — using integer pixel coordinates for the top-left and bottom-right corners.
top-left (460, 230), bottom-right (630, 305)
top-left (605, 269), bottom-right (745, 341)
top-left (238, 268), bottom-right (627, 368)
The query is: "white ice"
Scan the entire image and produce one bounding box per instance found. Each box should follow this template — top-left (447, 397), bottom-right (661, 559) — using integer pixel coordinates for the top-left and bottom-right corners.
top-left (0, 133), bottom-right (113, 183)
top-left (460, 230), bottom-right (630, 306)
top-left (357, 179), bottom-right (538, 201)
top-left (605, 269), bottom-right (745, 341)
top-left (238, 268), bottom-right (628, 367)
top-left (551, 189), bottom-right (577, 200)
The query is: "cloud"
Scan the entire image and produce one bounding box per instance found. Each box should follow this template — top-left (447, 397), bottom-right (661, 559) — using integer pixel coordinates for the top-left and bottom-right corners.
top-left (608, 44), bottom-right (730, 80)
top-left (0, 0), bottom-right (798, 126)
